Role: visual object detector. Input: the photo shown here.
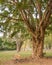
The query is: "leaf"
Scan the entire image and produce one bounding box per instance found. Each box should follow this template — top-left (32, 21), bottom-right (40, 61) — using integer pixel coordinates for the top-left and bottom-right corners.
top-left (10, 31), bottom-right (18, 38)
top-left (0, 0), bottom-right (6, 4)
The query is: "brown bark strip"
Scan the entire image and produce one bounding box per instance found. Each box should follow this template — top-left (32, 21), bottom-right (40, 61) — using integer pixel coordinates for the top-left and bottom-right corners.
top-left (39, 0), bottom-right (52, 28)
top-left (20, 10), bottom-right (36, 38)
top-left (32, 27), bottom-right (45, 58)
top-left (35, 0), bottom-right (42, 21)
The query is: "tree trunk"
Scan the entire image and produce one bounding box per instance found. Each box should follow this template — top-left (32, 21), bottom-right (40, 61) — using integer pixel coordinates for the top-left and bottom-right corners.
top-left (32, 28), bottom-right (45, 58)
top-left (16, 40), bottom-right (23, 52)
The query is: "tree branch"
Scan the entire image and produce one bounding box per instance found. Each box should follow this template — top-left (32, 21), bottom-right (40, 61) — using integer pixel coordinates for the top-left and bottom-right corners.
top-left (34, 0), bottom-right (42, 21)
top-left (0, 14), bottom-right (24, 21)
top-left (20, 10), bottom-right (36, 38)
top-left (39, 0), bottom-right (52, 29)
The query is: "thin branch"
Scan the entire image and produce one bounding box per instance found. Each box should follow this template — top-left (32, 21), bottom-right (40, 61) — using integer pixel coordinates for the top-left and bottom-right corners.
top-left (0, 14), bottom-right (24, 21)
top-left (39, 0), bottom-right (52, 28)
top-left (31, 0), bottom-right (35, 7)
top-left (20, 10), bottom-right (36, 38)
top-left (35, 0), bottom-right (42, 21)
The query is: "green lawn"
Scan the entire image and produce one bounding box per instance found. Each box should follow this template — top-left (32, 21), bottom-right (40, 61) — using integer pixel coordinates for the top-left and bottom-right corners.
top-left (0, 51), bottom-right (16, 61)
top-left (0, 50), bottom-right (52, 60)
top-left (44, 51), bottom-right (52, 57)
top-left (0, 50), bottom-right (32, 65)
top-left (0, 51), bottom-right (31, 62)
top-left (0, 50), bottom-right (52, 65)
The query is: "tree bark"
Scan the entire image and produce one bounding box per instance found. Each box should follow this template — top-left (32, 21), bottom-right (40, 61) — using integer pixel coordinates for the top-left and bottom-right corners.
top-left (16, 39), bottom-right (23, 52)
top-left (32, 27), bottom-right (45, 58)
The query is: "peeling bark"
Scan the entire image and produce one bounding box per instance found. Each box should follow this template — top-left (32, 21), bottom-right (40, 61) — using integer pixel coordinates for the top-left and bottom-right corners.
top-left (32, 27), bottom-right (45, 58)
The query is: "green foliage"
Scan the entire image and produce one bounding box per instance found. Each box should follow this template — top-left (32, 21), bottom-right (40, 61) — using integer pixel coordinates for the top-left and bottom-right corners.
top-left (45, 24), bottom-right (52, 35)
top-left (0, 0), bottom-right (52, 52)
top-left (3, 41), bottom-right (16, 50)
top-left (0, 38), bottom-right (16, 50)
top-left (44, 34), bottom-right (52, 49)
top-left (0, 0), bottom-right (51, 37)
top-left (0, 38), bottom-right (3, 49)
top-left (0, 0), bottom-right (5, 4)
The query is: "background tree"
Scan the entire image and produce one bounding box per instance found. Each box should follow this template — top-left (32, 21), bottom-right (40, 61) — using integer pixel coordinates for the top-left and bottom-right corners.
top-left (44, 34), bottom-right (52, 49)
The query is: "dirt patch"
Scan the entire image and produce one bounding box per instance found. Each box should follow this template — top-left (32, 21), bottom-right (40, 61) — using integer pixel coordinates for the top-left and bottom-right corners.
top-left (10, 57), bottom-right (52, 65)
top-left (0, 57), bottom-right (52, 65)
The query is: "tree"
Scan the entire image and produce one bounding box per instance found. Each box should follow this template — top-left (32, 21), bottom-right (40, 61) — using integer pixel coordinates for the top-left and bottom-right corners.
top-left (0, 0), bottom-right (52, 58)
top-left (0, 38), bottom-right (3, 50)
top-left (44, 34), bottom-right (52, 49)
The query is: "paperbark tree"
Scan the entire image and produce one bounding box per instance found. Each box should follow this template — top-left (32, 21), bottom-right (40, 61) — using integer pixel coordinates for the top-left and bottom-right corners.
top-left (0, 0), bottom-right (52, 58)
top-left (18, 0), bottom-right (52, 58)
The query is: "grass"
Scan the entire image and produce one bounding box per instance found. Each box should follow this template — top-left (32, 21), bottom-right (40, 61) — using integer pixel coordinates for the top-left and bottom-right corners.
top-left (0, 51), bottom-right (16, 59)
top-left (18, 51), bottom-right (32, 57)
top-left (44, 51), bottom-right (52, 57)
top-left (0, 50), bottom-right (52, 65)
top-left (0, 50), bottom-right (52, 60)
top-left (0, 50), bottom-right (32, 65)
top-left (0, 50), bottom-right (31, 61)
